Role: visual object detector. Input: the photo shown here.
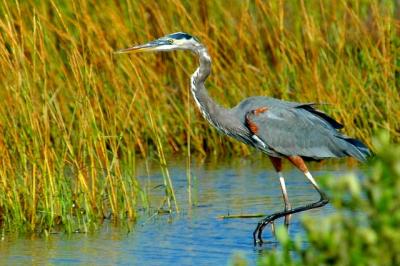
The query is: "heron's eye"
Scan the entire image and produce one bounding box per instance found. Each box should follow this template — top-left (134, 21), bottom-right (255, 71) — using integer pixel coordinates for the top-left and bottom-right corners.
top-left (168, 39), bottom-right (174, 44)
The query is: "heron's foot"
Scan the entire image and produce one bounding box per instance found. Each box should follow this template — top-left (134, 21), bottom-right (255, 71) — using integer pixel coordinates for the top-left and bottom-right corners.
top-left (320, 197), bottom-right (329, 205)
top-left (253, 197), bottom-right (329, 245)
top-left (253, 213), bottom-right (280, 245)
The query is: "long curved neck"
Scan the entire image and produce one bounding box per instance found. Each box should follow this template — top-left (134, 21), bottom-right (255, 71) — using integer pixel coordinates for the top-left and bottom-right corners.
top-left (190, 46), bottom-right (229, 132)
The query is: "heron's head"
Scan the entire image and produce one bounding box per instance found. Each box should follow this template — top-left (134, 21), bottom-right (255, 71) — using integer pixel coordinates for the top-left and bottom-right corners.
top-left (115, 32), bottom-right (202, 54)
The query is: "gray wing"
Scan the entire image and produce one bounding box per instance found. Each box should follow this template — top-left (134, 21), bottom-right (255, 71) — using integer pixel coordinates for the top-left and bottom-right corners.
top-left (244, 105), bottom-right (369, 161)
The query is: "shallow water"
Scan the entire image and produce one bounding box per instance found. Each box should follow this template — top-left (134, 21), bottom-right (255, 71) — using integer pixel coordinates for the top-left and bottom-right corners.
top-left (0, 157), bottom-right (360, 265)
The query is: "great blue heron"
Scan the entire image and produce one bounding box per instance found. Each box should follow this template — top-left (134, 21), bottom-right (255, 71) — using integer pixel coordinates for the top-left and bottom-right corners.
top-left (116, 32), bottom-right (370, 244)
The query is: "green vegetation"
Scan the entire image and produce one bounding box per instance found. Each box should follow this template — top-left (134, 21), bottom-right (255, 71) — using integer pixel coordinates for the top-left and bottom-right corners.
top-left (0, 1), bottom-right (398, 233)
top-left (251, 132), bottom-right (400, 265)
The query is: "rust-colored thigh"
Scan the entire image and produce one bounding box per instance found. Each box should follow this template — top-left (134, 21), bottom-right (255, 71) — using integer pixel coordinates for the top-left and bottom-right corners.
top-left (287, 155), bottom-right (308, 173)
top-left (269, 156), bottom-right (283, 172)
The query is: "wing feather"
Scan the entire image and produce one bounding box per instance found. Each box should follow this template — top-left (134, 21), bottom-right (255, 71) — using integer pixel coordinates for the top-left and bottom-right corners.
top-left (233, 97), bottom-right (369, 161)
top-left (246, 106), bottom-right (348, 159)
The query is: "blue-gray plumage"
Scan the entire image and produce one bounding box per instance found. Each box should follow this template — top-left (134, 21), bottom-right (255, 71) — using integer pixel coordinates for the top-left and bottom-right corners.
top-left (115, 32), bottom-right (371, 244)
top-left (232, 96), bottom-right (370, 162)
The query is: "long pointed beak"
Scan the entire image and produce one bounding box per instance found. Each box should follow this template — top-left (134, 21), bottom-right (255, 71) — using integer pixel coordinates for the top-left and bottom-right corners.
top-left (114, 39), bottom-right (169, 54)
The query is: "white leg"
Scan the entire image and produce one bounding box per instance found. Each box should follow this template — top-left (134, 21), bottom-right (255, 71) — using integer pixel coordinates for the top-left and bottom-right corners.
top-left (278, 172), bottom-right (291, 210)
top-left (304, 171), bottom-right (327, 199)
top-left (304, 171), bottom-right (319, 188)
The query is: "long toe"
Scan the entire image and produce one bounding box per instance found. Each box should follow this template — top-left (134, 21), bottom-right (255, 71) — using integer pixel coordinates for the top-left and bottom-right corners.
top-left (253, 222), bottom-right (262, 244)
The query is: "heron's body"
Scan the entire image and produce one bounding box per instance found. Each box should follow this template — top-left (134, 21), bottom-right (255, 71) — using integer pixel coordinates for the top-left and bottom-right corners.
top-left (189, 43), bottom-right (369, 162)
top-left (116, 32), bottom-right (370, 244)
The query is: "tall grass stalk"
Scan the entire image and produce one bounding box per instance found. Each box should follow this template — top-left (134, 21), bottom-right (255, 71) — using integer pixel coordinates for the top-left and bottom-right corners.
top-left (148, 112), bottom-right (179, 213)
top-left (186, 74), bottom-right (193, 206)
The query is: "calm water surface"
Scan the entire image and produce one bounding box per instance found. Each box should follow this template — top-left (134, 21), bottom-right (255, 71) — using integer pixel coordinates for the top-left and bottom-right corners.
top-left (0, 157), bottom-right (361, 265)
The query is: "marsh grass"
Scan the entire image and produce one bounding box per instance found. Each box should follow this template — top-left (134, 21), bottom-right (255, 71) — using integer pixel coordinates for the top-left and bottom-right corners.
top-left (0, 0), bottom-right (398, 233)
